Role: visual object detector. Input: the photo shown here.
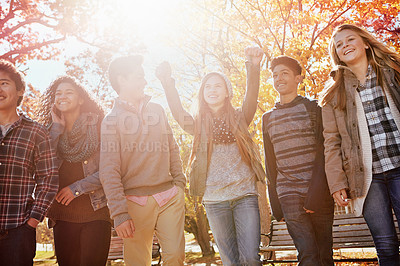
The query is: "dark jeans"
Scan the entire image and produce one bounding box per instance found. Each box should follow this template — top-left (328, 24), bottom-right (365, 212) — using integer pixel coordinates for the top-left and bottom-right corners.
top-left (0, 223), bottom-right (36, 266)
top-left (53, 220), bottom-right (111, 266)
top-left (279, 195), bottom-right (334, 266)
top-left (363, 167), bottom-right (400, 266)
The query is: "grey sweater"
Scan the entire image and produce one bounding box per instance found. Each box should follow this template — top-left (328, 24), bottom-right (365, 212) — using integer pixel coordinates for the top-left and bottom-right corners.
top-left (99, 96), bottom-right (186, 227)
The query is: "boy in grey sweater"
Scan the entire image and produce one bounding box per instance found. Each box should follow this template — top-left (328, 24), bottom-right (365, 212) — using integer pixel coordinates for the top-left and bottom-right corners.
top-left (100, 55), bottom-right (186, 265)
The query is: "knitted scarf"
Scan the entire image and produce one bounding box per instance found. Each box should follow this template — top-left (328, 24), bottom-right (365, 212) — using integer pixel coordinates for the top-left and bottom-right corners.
top-left (57, 113), bottom-right (99, 163)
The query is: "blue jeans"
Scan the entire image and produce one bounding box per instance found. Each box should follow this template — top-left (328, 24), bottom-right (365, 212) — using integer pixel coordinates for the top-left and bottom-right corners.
top-left (363, 167), bottom-right (400, 266)
top-left (279, 196), bottom-right (334, 266)
top-left (204, 195), bottom-right (261, 266)
top-left (0, 223), bottom-right (36, 266)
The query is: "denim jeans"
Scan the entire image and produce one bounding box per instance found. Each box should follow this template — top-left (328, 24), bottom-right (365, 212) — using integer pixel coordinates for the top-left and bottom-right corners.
top-left (53, 220), bottom-right (111, 266)
top-left (0, 223), bottom-right (36, 266)
top-left (363, 167), bottom-right (400, 266)
top-left (279, 195), bottom-right (334, 266)
top-left (204, 195), bottom-right (261, 266)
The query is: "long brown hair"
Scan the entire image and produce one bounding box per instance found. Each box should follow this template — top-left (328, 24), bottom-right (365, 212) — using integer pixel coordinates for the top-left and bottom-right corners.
top-left (319, 24), bottom-right (400, 109)
top-left (36, 75), bottom-right (105, 127)
top-left (189, 73), bottom-right (255, 167)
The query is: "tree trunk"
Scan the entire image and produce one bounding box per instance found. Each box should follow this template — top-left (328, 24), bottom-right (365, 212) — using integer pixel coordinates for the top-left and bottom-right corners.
top-left (258, 181), bottom-right (271, 245)
top-left (195, 204), bottom-right (215, 257)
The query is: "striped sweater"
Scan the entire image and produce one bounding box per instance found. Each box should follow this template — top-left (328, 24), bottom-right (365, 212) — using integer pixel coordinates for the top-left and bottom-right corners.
top-left (263, 96), bottom-right (331, 221)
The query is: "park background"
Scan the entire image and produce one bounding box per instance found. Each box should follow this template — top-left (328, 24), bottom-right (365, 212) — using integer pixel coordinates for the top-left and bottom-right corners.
top-left (1, 0), bottom-right (399, 264)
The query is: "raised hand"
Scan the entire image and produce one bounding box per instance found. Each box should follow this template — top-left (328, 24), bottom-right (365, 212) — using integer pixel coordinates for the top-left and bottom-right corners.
top-left (51, 107), bottom-right (65, 127)
top-left (245, 46), bottom-right (264, 66)
top-left (156, 61), bottom-right (173, 84)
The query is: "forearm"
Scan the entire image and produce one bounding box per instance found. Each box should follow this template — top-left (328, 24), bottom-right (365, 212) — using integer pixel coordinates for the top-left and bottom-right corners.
top-left (100, 162), bottom-right (130, 227)
top-left (68, 171), bottom-right (102, 196)
top-left (100, 117), bottom-right (131, 226)
top-left (243, 61), bottom-right (261, 125)
top-left (33, 137), bottom-right (59, 221)
top-left (161, 79), bottom-right (195, 135)
top-left (322, 106), bottom-right (348, 193)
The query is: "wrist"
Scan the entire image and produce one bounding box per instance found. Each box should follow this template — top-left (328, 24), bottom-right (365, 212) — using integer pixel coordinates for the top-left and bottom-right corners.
top-left (27, 218), bottom-right (39, 228)
top-left (161, 78), bottom-right (175, 87)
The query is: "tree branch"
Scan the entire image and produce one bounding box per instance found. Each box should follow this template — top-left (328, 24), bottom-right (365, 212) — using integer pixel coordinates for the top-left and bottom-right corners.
top-left (0, 0), bottom-right (17, 29)
top-left (310, 0), bottom-right (357, 48)
top-left (0, 17), bottom-right (58, 39)
top-left (0, 36), bottom-right (65, 59)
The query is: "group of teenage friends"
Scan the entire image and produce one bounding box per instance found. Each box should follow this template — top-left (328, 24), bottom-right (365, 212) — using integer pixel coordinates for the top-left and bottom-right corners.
top-left (0, 23), bottom-right (399, 266)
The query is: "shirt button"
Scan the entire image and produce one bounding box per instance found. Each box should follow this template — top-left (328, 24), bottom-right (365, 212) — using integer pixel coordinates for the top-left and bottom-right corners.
top-left (83, 161), bottom-right (88, 165)
top-left (91, 191), bottom-right (95, 194)
top-left (1, 143), bottom-right (4, 146)
top-left (0, 162), bottom-right (2, 166)
top-left (75, 191), bottom-right (80, 196)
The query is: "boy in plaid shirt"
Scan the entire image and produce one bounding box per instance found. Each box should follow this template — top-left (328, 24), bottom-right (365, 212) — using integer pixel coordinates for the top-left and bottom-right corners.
top-left (0, 60), bottom-right (58, 265)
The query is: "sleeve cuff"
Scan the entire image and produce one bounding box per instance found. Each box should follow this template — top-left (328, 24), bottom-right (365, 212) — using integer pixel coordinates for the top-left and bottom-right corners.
top-left (50, 122), bottom-right (65, 134)
top-left (30, 209), bottom-right (45, 223)
top-left (68, 183), bottom-right (83, 198)
top-left (114, 213), bottom-right (132, 228)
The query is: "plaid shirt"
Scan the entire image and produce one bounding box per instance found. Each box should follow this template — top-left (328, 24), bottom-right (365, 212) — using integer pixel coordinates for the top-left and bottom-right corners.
top-left (0, 115), bottom-right (58, 230)
top-left (357, 65), bottom-right (400, 174)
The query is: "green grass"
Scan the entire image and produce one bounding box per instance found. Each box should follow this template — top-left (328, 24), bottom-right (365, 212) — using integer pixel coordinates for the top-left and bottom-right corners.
top-left (34, 251), bottom-right (55, 259)
top-left (33, 251), bottom-right (56, 265)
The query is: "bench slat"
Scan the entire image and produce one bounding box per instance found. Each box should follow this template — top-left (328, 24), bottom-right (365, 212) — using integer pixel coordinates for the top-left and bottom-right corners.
top-left (264, 213), bottom-right (399, 255)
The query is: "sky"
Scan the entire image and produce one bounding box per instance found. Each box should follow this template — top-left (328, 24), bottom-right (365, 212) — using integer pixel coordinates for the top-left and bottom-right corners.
top-left (22, 0), bottom-right (190, 106)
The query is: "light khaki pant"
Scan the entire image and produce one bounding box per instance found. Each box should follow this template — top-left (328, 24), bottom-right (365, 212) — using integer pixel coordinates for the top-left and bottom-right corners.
top-left (123, 187), bottom-right (185, 266)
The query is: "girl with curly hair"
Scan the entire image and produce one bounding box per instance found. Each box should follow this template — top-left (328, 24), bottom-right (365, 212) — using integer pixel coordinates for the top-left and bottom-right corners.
top-left (37, 76), bottom-right (111, 266)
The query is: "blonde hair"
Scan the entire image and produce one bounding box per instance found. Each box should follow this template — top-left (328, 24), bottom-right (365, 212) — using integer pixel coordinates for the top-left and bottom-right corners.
top-left (319, 24), bottom-right (400, 109)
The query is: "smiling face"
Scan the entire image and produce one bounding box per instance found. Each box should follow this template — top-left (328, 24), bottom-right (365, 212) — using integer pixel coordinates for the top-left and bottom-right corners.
top-left (272, 64), bottom-right (302, 99)
top-left (202, 74), bottom-right (228, 111)
top-left (334, 29), bottom-right (368, 66)
top-left (0, 71), bottom-right (24, 112)
top-left (54, 82), bottom-right (83, 114)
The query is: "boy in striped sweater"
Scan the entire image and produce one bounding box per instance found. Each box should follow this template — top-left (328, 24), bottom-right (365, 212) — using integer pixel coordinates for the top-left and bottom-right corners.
top-left (262, 55), bottom-right (334, 266)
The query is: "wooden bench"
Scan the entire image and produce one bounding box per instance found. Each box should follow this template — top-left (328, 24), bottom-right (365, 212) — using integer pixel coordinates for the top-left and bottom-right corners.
top-left (107, 233), bottom-right (161, 264)
top-left (261, 213), bottom-right (400, 264)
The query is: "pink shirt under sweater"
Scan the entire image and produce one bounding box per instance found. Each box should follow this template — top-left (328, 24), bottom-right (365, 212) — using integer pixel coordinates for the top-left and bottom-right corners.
top-left (126, 186), bottom-right (178, 207)
top-left (121, 99), bottom-right (179, 207)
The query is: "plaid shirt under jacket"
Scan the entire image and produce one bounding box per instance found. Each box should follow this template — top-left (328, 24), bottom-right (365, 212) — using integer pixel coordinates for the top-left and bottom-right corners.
top-left (0, 115), bottom-right (58, 230)
top-left (357, 65), bottom-right (400, 174)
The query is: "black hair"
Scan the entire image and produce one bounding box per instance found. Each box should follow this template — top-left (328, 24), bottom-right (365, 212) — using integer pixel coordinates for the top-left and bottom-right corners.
top-left (270, 55), bottom-right (302, 75)
top-left (0, 59), bottom-right (26, 106)
top-left (37, 75), bottom-right (104, 126)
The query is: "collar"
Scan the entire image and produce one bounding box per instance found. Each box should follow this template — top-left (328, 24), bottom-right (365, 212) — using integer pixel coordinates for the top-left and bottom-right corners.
top-left (0, 113), bottom-right (31, 137)
top-left (115, 95), bottom-right (151, 113)
top-left (330, 63), bottom-right (381, 80)
top-left (274, 95), bottom-right (304, 109)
